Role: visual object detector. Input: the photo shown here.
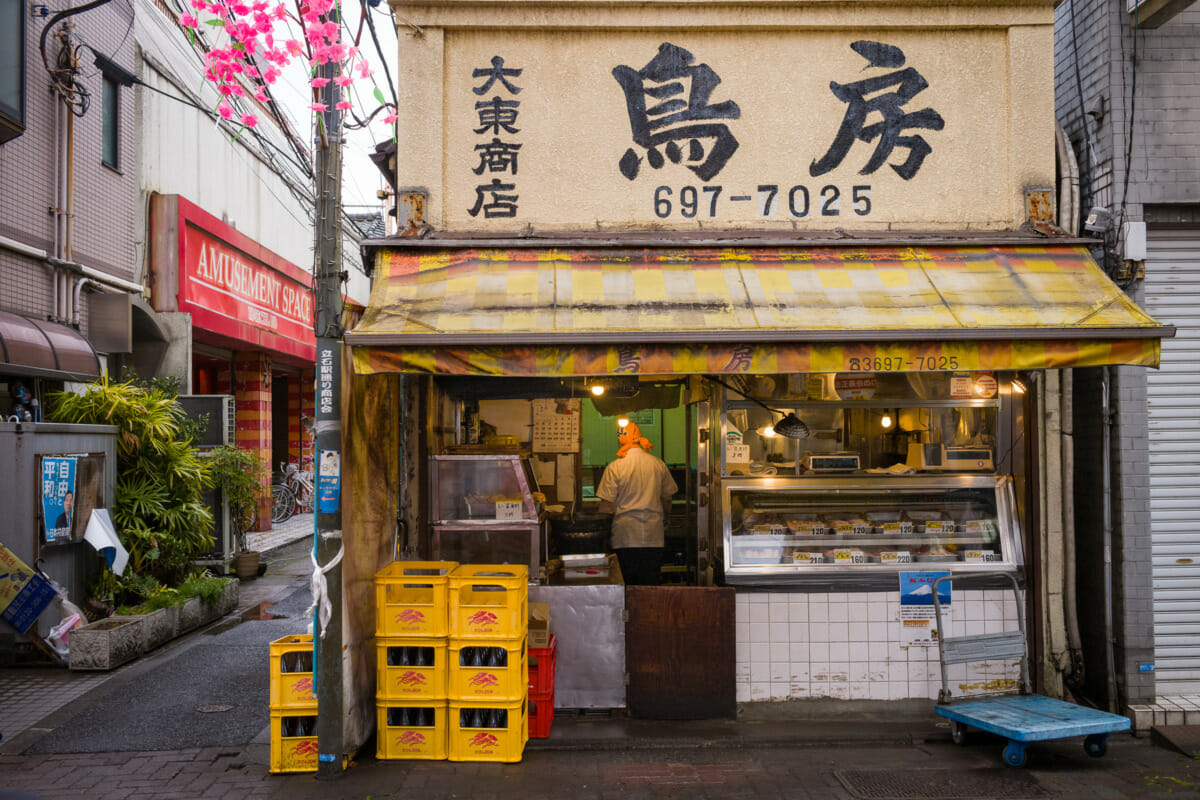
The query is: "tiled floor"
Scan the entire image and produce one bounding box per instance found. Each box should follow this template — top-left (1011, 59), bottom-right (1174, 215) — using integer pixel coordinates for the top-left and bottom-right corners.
top-left (1129, 695), bottom-right (1200, 731)
top-left (0, 668), bottom-right (110, 747)
top-left (245, 513), bottom-right (314, 555)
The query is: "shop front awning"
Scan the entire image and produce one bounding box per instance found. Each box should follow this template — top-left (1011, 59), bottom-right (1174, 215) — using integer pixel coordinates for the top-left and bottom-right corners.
top-left (346, 244), bottom-right (1174, 377)
top-left (0, 310), bottom-right (103, 381)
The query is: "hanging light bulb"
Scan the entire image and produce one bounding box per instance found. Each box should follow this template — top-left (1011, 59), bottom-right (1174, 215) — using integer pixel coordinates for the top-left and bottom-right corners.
top-left (881, 413), bottom-right (893, 429)
top-left (617, 417), bottom-right (630, 429)
top-left (1011, 378), bottom-right (1027, 394)
top-left (590, 384), bottom-right (605, 397)
top-left (761, 425), bottom-right (776, 438)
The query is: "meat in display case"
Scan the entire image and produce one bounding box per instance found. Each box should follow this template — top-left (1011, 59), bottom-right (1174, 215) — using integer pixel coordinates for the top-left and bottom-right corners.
top-left (721, 475), bottom-right (1021, 581)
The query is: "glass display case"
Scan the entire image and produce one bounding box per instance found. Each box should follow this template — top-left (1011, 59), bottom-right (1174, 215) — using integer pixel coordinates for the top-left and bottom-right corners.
top-left (721, 475), bottom-right (1022, 582)
top-left (430, 455), bottom-right (546, 576)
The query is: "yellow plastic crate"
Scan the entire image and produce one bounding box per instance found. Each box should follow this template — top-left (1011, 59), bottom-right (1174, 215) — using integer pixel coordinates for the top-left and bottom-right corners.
top-left (376, 702), bottom-right (447, 760)
top-left (376, 637), bottom-right (448, 700)
top-left (448, 565), bottom-right (529, 639)
top-left (448, 636), bottom-right (527, 701)
top-left (447, 698), bottom-right (528, 763)
top-left (375, 560), bottom-right (458, 638)
top-left (269, 711), bottom-right (319, 773)
top-left (269, 635), bottom-right (316, 710)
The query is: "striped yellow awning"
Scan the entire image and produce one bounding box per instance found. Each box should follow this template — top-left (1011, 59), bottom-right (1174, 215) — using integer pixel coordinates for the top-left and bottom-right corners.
top-left (346, 245), bottom-right (1172, 376)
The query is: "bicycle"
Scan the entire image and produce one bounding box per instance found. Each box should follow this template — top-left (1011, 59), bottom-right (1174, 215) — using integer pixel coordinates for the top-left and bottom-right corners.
top-left (271, 461), bottom-right (314, 523)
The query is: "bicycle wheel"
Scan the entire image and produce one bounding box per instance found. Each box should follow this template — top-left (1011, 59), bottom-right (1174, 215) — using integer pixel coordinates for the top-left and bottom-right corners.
top-left (271, 484), bottom-right (296, 523)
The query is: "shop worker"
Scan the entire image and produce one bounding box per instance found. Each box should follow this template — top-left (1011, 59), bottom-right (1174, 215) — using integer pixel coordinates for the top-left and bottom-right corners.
top-left (596, 422), bottom-right (678, 586)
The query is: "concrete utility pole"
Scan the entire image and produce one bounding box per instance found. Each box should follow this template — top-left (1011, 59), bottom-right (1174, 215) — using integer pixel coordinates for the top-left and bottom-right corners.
top-left (312, 6), bottom-right (345, 780)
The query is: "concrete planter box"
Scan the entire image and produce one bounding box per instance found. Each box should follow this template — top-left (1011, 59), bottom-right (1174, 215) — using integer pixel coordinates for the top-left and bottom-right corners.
top-left (201, 580), bottom-right (239, 623)
top-left (177, 596), bottom-right (204, 635)
top-left (139, 607), bottom-right (175, 653)
top-left (69, 616), bottom-right (143, 671)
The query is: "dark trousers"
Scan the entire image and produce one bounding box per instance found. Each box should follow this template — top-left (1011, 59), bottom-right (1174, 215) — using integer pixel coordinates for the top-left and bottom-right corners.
top-left (616, 547), bottom-right (663, 586)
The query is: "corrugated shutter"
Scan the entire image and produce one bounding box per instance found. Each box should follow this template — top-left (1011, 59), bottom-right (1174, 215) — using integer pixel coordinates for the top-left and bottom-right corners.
top-left (1146, 228), bottom-right (1200, 695)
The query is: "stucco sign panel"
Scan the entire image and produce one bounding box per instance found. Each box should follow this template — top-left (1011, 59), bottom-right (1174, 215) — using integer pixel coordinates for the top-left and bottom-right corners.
top-left (437, 29), bottom-right (1037, 231)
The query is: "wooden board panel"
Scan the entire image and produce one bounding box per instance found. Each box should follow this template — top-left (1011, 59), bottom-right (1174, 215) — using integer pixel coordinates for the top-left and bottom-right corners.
top-left (625, 586), bottom-right (735, 719)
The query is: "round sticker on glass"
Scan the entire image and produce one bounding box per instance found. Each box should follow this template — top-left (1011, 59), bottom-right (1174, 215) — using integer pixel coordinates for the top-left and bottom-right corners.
top-left (834, 373), bottom-right (876, 400)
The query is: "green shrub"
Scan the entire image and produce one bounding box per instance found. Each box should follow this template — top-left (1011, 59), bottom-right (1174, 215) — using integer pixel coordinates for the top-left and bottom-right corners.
top-left (205, 444), bottom-right (269, 551)
top-left (47, 376), bottom-right (214, 599)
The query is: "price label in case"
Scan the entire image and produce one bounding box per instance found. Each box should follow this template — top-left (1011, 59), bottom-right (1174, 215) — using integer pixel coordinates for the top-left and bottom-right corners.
top-left (964, 550), bottom-right (996, 563)
top-left (768, 525), bottom-right (788, 536)
top-left (924, 521), bottom-right (948, 535)
top-left (727, 443), bottom-right (751, 464)
top-left (794, 552), bottom-right (825, 564)
top-left (881, 551), bottom-right (912, 564)
top-left (834, 549), bottom-right (867, 564)
top-left (495, 501), bottom-right (524, 520)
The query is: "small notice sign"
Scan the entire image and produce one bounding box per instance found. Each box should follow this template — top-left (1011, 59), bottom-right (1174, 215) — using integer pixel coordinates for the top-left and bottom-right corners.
top-left (727, 443), bottom-right (750, 464)
top-left (495, 501), bottom-right (524, 520)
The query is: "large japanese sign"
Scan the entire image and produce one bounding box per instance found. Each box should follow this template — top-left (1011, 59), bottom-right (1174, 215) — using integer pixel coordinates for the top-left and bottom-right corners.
top-left (41, 456), bottom-right (77, 545)
top-left (398, 14), bottom-right (1053, 232)
top-left (174, 196), bottom-right (316, 362)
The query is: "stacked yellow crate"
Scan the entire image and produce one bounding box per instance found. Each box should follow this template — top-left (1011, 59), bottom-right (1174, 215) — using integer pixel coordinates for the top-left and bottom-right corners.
top-left (446, 564), bottom-right (530, 763)
top-left (268, 634), bottom-right (318, 773)
top-left (374, 560), bottom-right (458, 760)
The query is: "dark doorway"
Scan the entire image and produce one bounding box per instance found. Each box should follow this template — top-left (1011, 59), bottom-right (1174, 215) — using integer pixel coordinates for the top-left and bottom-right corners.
top-left (271, 373), bottom-right (290, 474)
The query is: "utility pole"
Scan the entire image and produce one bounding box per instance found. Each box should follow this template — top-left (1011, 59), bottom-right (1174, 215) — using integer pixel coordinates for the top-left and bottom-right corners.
top-left (312, 2), bottom-right (345, 781)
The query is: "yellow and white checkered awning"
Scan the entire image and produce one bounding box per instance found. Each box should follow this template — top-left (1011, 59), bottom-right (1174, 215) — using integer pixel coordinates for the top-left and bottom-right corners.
top-left (346, 245), bottom-right (1172, 376)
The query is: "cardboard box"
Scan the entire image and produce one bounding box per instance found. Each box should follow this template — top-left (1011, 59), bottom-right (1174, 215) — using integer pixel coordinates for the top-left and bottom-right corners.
top-left (528, 603), bottom-right (551, 649)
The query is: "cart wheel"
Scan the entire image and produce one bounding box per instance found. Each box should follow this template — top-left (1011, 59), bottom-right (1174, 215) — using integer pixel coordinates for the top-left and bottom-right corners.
top-left (949, 720), bottom-right (967, 745)
top-left (1003, 741), bottom-right (1028, 767)
top-left (1084, 734), bottom-right (1107, 758)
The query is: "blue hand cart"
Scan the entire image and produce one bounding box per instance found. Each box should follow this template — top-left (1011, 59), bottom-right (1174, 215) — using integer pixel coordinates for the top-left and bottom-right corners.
top-left (931, 572), bottom-right (1130, 767)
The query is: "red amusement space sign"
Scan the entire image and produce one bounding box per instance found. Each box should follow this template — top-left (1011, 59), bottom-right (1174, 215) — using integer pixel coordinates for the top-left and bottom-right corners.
top-left (176, 197), bottom-right (315, 361)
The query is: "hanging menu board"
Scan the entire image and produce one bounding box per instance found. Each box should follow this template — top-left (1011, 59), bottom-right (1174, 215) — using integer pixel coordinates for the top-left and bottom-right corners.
top-left (532, 398), bottom-right (580, 453)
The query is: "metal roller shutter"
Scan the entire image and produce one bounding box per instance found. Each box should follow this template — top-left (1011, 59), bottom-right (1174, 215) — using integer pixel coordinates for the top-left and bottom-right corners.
top-left (1146, 227), bottom-right (1200, 695)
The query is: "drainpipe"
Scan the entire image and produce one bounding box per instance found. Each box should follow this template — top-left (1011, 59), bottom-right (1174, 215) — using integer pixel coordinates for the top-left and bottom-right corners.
top-left (71, 278), bottom-right (93, 326)
top-left (1062, 371), bottom-right (1083, 682)
top-left (1101, 368), bottom-right (1118, 713)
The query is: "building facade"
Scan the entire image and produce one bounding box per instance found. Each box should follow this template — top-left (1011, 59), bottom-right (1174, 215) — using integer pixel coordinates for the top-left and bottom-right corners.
top-left (1055, 0), bottom-right (1200, 723)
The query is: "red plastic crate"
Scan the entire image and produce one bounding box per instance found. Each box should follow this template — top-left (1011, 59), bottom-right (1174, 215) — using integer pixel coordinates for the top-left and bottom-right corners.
top-left (528, 690), bottom-right (554, 739)
top-left (527, 634), bottom-right (556, 695)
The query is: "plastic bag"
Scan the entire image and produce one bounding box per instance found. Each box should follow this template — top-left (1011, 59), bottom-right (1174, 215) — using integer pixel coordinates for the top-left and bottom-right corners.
top-left (46, 613), bottom-right (83, 658)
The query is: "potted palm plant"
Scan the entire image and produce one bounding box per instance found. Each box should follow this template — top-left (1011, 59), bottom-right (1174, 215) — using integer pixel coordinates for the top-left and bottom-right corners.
top-left (206, 444), bottom-right (269, 579)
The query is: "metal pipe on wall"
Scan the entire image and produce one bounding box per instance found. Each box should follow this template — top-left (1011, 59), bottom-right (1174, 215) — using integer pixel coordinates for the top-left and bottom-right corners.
top-left (1062, 369), bottom-right (1083, 680)
top-left (1101, 367), bottom-right (1118, 713)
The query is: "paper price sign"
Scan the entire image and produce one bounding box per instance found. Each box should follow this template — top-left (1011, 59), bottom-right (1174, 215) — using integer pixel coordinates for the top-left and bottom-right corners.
top-left (881, 551), bottom-right (912, 564)
top-left (496, 501), bottom-right (524, 520)
top-left (964, 550), bottom-right (996, 563)
top-left (834, 550), bottom-right (867, 564)
top-left (795, 552), bottom-right (825, 564)
top-left (882, 521), bottom-right (914, 535)
top-left (924, 521), bottom-right (948, 534)
top-left (727, 443), bottom-right (751, 463)
top-left (768, 525), bottom-right (788, 536)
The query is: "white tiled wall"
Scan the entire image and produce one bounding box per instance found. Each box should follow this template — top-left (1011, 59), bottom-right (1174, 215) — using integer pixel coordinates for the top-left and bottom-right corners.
top-left (735, 590), bottom-right (1022, 703)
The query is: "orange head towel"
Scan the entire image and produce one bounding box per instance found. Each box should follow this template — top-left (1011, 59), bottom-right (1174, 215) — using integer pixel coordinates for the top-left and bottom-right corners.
top-left (617, 422), bottom-right (653, 458)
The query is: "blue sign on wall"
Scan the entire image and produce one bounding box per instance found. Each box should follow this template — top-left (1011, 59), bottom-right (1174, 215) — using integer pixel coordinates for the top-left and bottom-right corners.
top-left (41, 456), bottom-right (78, 545)
top-left (899, 571), bottom-right (952, 607)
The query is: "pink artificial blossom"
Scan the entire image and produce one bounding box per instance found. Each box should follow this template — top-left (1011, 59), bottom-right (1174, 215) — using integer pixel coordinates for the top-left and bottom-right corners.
top-left (310, 77), bottom-right (329, 88)
top-left (309, 103), bottom-right (328, 112)
top-left (334, 76), bottom-right (351, 87)
top-left (335, 100), bottom-right (351, 110)
top-left (241, 113), bottom-right (259, 127)
top-left (180, 13), bottom-right (198, 27)
top-left (217, 102), bottom-right (234, 119)
top-left (383, 112), bottom-right (397, 125)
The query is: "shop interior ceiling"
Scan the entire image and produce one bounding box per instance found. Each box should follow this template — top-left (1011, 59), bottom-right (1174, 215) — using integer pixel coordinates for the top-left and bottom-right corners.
top-left (438, 375), bottom-right (683, 412)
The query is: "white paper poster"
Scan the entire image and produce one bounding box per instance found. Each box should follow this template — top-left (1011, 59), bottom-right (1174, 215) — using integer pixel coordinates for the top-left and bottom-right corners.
top-left (556, 454), bottom-right (576, 502)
